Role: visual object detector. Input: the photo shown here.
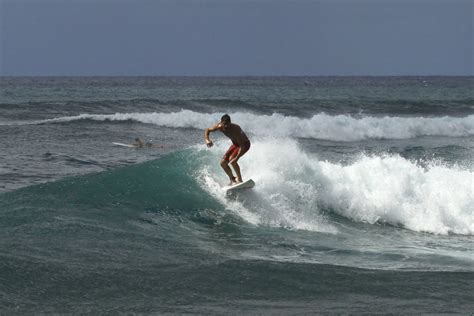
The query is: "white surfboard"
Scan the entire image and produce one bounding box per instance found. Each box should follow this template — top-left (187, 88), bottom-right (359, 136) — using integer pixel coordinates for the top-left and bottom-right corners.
top-left (112, 142), bottom-right (137, 148)
top-left (223, 179), bottom-right (255, 193)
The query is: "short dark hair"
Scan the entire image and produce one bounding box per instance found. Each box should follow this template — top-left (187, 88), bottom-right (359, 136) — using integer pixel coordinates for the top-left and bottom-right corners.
top-left (221, 114), bottom-right (231, 123)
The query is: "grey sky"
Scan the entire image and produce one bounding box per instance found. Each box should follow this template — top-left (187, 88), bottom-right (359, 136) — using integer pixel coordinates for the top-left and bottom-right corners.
top-left (1, 0), bottom-right (472, 76)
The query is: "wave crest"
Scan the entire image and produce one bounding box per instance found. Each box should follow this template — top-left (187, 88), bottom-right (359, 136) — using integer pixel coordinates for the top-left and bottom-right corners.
top-left (38, 110), bottom-right (474, 141)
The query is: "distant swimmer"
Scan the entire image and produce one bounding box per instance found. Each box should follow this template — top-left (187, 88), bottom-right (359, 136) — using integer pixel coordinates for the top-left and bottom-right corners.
top-left (204, 114), bottom-right (251, 186)
top-left (133, 138), bottom-right (152, 148)
top-left (133, 138), bottom-right (164, 148)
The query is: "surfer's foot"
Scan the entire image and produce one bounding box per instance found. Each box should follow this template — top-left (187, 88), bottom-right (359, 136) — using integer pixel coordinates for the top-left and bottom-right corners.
top-left (228, 177), bottom-right (238, 186)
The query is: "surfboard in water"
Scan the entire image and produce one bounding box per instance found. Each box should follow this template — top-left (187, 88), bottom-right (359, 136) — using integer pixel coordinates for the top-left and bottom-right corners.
top-left (112, 142), bottom-right (138, 148)
top-left (112, 142), bottom-right (165, 148)
top-left (223, 179), bottom-right (255, 193)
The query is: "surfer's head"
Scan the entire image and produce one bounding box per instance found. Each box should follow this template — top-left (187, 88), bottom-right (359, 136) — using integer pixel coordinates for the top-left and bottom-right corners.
top-left (221, 114), bottom-right (231, 124)
top-left (221, 114), bottom-right (231, 129)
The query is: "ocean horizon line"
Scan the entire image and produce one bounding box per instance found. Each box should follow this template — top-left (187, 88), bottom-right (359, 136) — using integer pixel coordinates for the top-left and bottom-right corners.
top-left (1, 74), bottom-right (473, 79)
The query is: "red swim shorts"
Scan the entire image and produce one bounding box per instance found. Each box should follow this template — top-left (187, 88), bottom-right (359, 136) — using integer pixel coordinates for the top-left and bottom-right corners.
top-left (223, 140), bottom-right (251, 161)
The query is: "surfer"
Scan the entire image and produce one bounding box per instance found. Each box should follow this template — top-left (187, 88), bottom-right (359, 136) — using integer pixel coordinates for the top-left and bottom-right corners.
top-left (133, 138), bottom-right (164, 148)
top-left (133, 138), bottom-right (152, 148)
top-left (204, 114), bottom-right (251, 185)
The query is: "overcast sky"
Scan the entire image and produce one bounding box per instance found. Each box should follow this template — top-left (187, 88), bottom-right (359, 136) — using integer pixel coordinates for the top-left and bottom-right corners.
top-left (0, 0), bottom-right (472, 76)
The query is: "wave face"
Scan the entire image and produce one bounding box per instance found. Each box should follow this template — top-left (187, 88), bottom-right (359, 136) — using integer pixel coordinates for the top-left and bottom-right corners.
top-left (37, 110), bottom-right (474, 141)
top-left (1, 145), bottom-right (471, 271)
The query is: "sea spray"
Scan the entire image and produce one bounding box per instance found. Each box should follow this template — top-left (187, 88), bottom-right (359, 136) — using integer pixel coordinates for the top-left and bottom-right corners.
top-left (197, 138), bottom-right (473, 235)
top-left (318, 154), bottom-right (473, 235)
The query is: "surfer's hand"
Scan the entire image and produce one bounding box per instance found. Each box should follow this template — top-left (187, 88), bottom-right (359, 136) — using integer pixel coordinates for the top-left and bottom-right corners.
top-left (206, 140), bottom-right (213, 148)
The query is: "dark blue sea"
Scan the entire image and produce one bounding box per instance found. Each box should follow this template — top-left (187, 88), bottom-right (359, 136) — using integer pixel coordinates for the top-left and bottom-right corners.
top-left (0, 77), bottom-right (473, 313)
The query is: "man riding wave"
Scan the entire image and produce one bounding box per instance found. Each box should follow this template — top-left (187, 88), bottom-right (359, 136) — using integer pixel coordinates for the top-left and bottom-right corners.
top-left (204, 114), bottom-right (251, 186)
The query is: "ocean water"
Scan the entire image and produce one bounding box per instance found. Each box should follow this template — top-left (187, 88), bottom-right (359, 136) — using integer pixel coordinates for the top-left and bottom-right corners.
top-left (0, 77), bottom-right (473, 313)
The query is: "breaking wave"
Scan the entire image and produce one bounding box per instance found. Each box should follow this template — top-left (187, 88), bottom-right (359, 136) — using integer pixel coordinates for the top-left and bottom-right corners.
top-left (37, 110), bottom-right (474, 141)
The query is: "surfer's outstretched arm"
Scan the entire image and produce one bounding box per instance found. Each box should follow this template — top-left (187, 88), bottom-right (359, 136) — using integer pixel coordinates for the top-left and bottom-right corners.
top-left (204, 123), bottom-right (221, 147)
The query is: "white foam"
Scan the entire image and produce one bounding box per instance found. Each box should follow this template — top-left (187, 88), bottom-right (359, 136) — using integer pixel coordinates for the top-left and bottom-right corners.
top-left (197, 138), bottom-right (473, 235)
top-left (195, 163), bottom-right (261, 226)
top-left (194, 142), bottom-right (337, 233)
top-left (318, 154), bottom-right (474, 235)
top-left (40, 110), bottom-right (474, 141)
